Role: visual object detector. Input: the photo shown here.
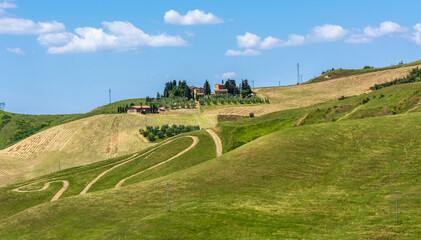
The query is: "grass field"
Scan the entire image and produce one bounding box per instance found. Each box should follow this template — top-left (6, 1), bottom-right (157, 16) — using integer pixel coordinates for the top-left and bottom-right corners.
top-left (305, 59), bottom-right (421, 84)
top-left (217, 81), bottom-right (421, 152)
top-left (0, 112), bottom-right (420, 239)
top-left (0, 113), bottom-right (217, 186)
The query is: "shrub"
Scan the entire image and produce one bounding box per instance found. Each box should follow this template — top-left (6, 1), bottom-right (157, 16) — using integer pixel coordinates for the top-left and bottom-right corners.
top-left (249, 112), bottom-right (255, 118)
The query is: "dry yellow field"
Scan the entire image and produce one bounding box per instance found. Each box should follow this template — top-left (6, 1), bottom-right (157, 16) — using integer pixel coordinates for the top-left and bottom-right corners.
top-left (0, 113), bottom-right (217, 186)
top-left (202, 64), bottom-right (421, 116)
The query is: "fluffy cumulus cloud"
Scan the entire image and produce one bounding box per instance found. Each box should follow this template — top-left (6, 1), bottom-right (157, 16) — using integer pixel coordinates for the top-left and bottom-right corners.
top-left (42, 21), bottom-right (187, 54)
top-left (308, 24), bottom-right (347, 42)
top-left (6, 47), bottom-right (25, 55)
top-left (346, 21), bottom-right (408, 43)
top-left (0, 1), bottom-right (17, 14)
top-left (164, 9), bottom-right (223, 25)
top-left (237, 32), bottom-right (261, 48)
top-left (224, 49), bottom-right (261, 56)
top-left (0, 18), bottom-right (65, 34)
top-left (221, 72), bottom-right (237, 79)
top-left (412, 24), bottom-right (421, 45)
top-left (227, 24), bottom-right (346, 55)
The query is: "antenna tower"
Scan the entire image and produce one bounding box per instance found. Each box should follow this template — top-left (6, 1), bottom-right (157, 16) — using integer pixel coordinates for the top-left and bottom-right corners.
top-left (0, 102), bottom-right (4, 111)
top-left (109, 89), bottom-right (112, 104)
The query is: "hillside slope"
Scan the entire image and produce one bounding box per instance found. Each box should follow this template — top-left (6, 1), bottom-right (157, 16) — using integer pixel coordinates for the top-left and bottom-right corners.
top-left (0, 113), bottom-right (217, 186)
top-left (203, 63), bottom-right (421, 116)
top-left (0, 112), bottom-right (420, 239)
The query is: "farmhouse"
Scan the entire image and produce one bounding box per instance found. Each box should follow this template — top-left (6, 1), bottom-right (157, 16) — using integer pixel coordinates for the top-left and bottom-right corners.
top-left (189, 86), bottom-right (205, 98)
top-left (214, 84), bottom-right (228, 94)
top-left (127, 105), bottom-right (150, 113)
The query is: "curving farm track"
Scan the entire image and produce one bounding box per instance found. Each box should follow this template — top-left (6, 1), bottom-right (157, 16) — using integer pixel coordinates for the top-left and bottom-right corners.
top-left (12, 130), bottom-right (223, 201)
top-left (12, 134), bottom-right (208, 201)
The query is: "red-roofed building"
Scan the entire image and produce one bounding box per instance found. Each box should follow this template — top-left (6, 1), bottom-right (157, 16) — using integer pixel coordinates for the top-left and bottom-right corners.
top-left (127, 105), bottom-right (150, 113)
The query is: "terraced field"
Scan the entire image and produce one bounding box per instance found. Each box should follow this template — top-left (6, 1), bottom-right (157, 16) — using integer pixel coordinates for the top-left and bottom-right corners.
top-left (0, 113), bottom-right (217, 186)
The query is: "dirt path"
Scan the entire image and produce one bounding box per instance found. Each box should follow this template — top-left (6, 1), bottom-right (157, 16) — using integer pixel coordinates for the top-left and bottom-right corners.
top-left (80, 136), bottom-right (197, 194)
top-left (293, 113), bottom-right (308, 127)
top-left (13, 135), bottom-right (200, 200)
top-left (406, 100), bottom-right (421, 114)
top-left (13, 180), bottom-right (69, 202)
top-left (337, 105), bottom-right (363, 121)
top-left (115, 136), bottom-right (199, 189)
top-left (206, 129), bottom-right (222, 157)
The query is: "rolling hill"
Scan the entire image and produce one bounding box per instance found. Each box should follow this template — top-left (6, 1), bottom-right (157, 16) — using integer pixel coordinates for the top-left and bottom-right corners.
top-left (203, 61), bottom-right (421, 116)
top-left (0, 110), bottom-right (420, 239)
top-left (0, 113), bottom-right (217, 186)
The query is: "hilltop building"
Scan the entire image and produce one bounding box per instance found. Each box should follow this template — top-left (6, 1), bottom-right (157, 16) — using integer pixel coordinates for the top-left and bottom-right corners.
top-left (214, 84), bottom-right (228, 94)
top-left (189, 86), bottom-right (205, 98)
top-left (127, 105), bottom-right (150, 113)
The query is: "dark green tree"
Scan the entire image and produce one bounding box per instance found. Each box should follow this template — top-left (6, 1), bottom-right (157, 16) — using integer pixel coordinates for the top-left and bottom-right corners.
top-left (203, 79), bottom-right (211, 95)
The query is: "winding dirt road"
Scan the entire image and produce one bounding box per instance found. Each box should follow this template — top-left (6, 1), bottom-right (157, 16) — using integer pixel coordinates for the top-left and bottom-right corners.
top-left (206, 129), bottom-right (222, 157)
top-left (12, 134), bottom-right (204, 200)
top-left (13, 180), bottom-right (69, 202)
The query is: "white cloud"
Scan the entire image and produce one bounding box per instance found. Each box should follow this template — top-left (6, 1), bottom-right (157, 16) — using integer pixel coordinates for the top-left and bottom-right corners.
top-left (44, 21), bottom-right (187, 54)
top-left (164, 9), bottom-right (223, 25)
top-left (0, 1), bottom-right (17, 15)
top-left (412, 23), bottom-right (421, 45)
top-left (225, 49), bottom-right (261, 56)
top-left (6, 47), bottom-right (25, 55)
top-left (346, 21), bottom-right (408, 43)
top-left (37, 32), bottom-right (74, 46)
top-left (237, 32), bottom-right (260, 48)
top-left (260, 34), bottom-right (305, 49)
top-left (364, 21), bottom-right (407, 38)
top-left (308, 24), bottom-right (347, 42)
top-left (0, 18), bottom-right (65, 34)
top-left (221, 72), bottom-right (237, 79)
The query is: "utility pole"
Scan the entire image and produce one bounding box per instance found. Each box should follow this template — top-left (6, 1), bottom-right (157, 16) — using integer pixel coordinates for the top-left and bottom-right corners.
top-left (297, 63), bottom-right (300, 85)
top-left (395, 190), bottom-right (398, 222)
top-left (109, 89), bottom-right (112, 104)
top-left (301, 74), bottom-right (303, 84)
top-left (252, 80), bottom-right (255, 91)
top-left (278, 81), bottom-right (280, 87)
top-left (167, 181), bottom-right (170, 211)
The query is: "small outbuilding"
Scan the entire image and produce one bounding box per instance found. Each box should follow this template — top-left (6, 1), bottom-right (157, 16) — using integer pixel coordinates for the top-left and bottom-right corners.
top-left (127, 105), bottom-right (150, 113)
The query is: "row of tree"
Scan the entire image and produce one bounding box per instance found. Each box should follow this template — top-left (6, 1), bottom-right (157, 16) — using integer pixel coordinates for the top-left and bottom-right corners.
top-left (370, 67), bottom-right (421, 90)
top-left (198, 95), bottom-right (268, 105)
top-left (139, 124), bottom-right (200, 141)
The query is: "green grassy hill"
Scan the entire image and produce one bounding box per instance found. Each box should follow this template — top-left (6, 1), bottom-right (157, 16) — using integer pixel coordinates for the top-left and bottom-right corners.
top-left (0, 111), bottom-right (420, 239)
top-left (306, 59), bottom-right (421, 84)
top-left (219, 81), bottom-right (421, 152)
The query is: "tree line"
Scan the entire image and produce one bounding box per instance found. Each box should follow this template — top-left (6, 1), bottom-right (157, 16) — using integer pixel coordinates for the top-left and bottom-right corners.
top-left (139, 124), bottom-right (200, 141)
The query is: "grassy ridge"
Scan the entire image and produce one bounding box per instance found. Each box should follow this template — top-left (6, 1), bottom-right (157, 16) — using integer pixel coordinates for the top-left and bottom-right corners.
top-left (0, 112), bottom-right (420, 238)
top-left (0, 131), bottom-right (214, 220)
top-left (306, 59), bottom-right (421, 84)
top-left (0, 111), bottom-right (82, 149)
top-left (218, 82), bottom-right (421, 152)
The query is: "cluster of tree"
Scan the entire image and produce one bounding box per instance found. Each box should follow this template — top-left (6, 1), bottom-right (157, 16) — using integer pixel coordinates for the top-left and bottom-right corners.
top-left (370, 67), bottom-right (421, 90)
top-left (10, 119), bottom-right (54, 142)
top-left (0, 114), bottom-right (11, 131)
top-left (223, 79), bottom-right (253, 97)
top-left (139, 124), bottom-right (200, 142)
top-left (116, 97), bottom-right (197, 114)
top-left (198, 95), bottom-right (269, 105)
top-left (163, 80), bottom-right (192, 99)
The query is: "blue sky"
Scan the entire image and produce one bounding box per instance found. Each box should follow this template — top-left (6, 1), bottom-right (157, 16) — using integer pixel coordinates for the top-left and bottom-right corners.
top-left (1, 0), bottom-right (421, 114)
